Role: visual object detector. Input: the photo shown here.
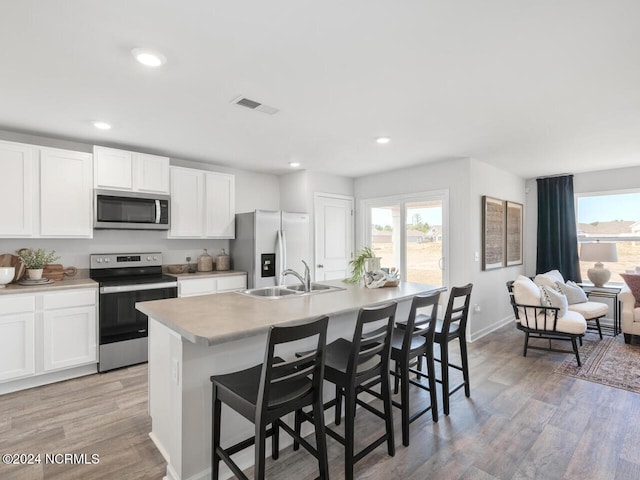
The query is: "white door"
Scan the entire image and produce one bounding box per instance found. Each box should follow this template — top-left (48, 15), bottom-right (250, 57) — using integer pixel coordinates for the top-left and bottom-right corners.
top-left (134, 153), bottom-right (170, 194)
top-left (0, 140), bottom-right (35, 236)
top-left (93, 146), bottom-right (133, 190)
top-left (204, 172), bottom-right (236, 238)
top-left (169, 167), bottom-right (204, 238)
top-left (314, 194), bottom-right (354, 281)
top-left (43, 305), bottom-right (97, 371)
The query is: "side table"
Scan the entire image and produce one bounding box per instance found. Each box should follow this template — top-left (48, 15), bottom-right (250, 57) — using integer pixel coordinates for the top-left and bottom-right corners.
top-left (578, 283), bottom-right (622, 336)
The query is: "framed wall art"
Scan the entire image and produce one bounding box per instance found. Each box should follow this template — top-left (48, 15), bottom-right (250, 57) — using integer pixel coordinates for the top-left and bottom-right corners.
top-left (505, 201), bottom-right (523, 266)
top-left (482, 196), bottom-right (505, 270)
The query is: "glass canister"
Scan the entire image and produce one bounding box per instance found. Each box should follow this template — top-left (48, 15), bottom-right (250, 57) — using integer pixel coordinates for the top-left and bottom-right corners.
top-left (215, 248), bottom-right (231, 271)
top-left (197, 249), bottom-right (213, 272)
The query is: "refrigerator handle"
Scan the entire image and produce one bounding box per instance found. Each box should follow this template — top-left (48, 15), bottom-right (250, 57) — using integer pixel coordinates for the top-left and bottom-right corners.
top-left (276, 229), bottom-right (284, 285)
top-left (281, 229), bottom-right (288, 274)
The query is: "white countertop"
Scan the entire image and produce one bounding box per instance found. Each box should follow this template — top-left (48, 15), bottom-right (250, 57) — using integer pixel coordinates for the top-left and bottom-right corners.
top-left (0, 277), bottom-right (97, 295)
top-left (166, 270), bottom-right (246, 279)
top-left (136, 280), bottom-right (445, 346)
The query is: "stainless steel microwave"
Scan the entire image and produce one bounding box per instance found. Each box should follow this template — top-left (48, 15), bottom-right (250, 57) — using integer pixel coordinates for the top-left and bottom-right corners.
top-left (94, 190), bottom-right (170, 230)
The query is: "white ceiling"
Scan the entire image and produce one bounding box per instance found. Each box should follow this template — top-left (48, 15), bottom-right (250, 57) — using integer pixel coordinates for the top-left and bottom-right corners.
top-left (2, 1), bottom-right (640, 179)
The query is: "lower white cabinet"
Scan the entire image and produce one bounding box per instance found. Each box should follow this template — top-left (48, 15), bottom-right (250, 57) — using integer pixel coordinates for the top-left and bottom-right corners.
top-left (43, 290), bottom-right (97, 371)
top-left (178, 274), bottom-right (247, 298)
top-left (0, 288), bottom-right (98, 390)
top-left (0, 295), bottom-right (36, 381)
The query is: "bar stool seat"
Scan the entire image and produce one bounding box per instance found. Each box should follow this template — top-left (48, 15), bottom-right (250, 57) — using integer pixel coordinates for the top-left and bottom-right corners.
top-left (211, 316), bottom-right (329, 480)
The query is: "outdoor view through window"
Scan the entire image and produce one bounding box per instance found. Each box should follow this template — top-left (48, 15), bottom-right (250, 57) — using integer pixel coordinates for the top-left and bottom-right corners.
top-left (577, 191), bottom-right (640, 283)
top-left (370, 198), bottom-right (443, 286)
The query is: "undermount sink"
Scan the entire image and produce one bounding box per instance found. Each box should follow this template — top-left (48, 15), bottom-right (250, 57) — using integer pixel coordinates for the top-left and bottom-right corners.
top-left (238, 283), bottom-right (344, 299)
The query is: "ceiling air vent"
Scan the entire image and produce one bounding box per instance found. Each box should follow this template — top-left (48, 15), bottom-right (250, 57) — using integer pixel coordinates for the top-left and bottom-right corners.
top-left (231, 96), bottom-right (279, 115)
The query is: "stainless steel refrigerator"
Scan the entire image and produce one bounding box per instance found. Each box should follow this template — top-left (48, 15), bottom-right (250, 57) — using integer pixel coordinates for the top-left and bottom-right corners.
top-left (231, 210), bottom-right (310, 288)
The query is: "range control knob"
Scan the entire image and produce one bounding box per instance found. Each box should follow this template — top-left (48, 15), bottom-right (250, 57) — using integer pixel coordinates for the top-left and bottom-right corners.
top-left (147, 256), bottom-right (152, 261)
top-left (96, 258), bottom-right (103, 264)
top-left (104, 258), bottom-right (110, 263)
top-left (153, 256), bottom-right (158, 261)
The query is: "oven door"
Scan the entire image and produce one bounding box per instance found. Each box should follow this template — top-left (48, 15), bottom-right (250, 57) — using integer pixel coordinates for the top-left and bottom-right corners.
top-left (99, 284), bottom-right (177, 345)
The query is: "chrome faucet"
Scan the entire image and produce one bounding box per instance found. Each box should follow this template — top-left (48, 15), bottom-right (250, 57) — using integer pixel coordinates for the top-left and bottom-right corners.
top-left (281, 260), bottom-right (311, 292)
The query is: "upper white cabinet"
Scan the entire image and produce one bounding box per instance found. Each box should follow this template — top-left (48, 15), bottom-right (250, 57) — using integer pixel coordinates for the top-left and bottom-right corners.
top-left (0, 141), bottom-right (35, 236)
top-left (169, 167), bottom-right (235, 239)
top-left (0, 140), bottom-right (93, 238)
top-left (93, 146), bottom-right (169, 194)
top-left (40, 148), bottom-right (93, 237)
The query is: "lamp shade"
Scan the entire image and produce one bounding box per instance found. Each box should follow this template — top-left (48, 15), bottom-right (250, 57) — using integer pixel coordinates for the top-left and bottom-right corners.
top-left (580, 242), bottom-right (618, 263)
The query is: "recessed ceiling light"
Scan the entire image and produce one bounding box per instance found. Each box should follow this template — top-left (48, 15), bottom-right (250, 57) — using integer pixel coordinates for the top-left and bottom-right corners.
top-left (131, 48), bottom-right (166, 67)
top-left (92, 121), bottom-right (112, 130)
top-left (288, 162), bottom-right (301, 168)
top-left (376, 137), bottom-right (391, 144)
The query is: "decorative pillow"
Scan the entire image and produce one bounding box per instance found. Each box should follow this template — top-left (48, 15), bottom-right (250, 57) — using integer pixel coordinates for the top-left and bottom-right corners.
top-left (534, 270), bottom-right (565, 288)
top-left (513, 275), bottom-right (541, 306)
top-left (554, 280), bottom-right (588, 304)
top-left (620, 273), bottom-right (640, 308)
top-left (539, 285), bottom-right (569, 318)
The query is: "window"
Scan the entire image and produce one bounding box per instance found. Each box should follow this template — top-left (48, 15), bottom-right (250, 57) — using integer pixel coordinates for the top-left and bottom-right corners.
top-left (365, 191), bottom-right (448, 287)
top-left (576, 191), bottom-right (640, 283)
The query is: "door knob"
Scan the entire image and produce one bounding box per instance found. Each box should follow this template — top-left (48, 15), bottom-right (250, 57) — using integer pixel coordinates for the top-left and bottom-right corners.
top-left (317, 264), bottom-right (324, 268)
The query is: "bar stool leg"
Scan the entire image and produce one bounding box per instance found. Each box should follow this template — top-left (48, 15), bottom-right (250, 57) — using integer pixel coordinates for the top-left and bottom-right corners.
top-left (459, 335), bottom-right (471, 397)
top-left (344, 387), bottom-right (357, 480)
top-left (381, 366), bottom-right (395, 456)
top-left (212, 386), bottom-right (222, 480)
top-left (313, 399), bottom-right (329, 479)
top-left (335, 385), bottom-right (343, 425)
top-left (255, 423), bottom-right (266, 480)
top-left (441, 341), bottom-right (450, 416)
top-left (400, 357), bottom-right (410, 446)
top-left (272, 421), bottom-right (279, 460)
top-left (425, 345), bottom-right (439, 423)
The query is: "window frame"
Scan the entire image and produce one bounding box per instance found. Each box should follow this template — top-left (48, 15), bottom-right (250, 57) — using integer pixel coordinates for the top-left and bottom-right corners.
top-left (575, 188), bottom-right (640, 244)
top-left (362, 189), bottom-right (449, 287)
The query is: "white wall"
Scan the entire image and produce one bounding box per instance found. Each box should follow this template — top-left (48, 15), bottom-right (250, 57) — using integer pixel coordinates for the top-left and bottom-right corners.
top-left (355, 157), bottom-right (526, 340)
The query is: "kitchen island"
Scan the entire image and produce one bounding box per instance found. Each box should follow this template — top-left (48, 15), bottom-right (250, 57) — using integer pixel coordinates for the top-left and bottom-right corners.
top-left (137, 280), bottom-right (445, 480)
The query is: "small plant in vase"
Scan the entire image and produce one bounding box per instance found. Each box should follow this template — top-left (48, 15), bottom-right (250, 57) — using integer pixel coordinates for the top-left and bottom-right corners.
top-left (344, 246), bottom-right (381, 283)
top-left (17, 248), bottom-right (60, 280)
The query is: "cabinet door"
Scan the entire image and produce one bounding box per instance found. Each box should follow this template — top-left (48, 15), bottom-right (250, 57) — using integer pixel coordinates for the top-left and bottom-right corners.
top-left (0, 141), bottom-right (35, 236)
top-left (0, 295), bottom-right (36, 381)
top-left (94, 146), bottom-right (133, 190)
top-left (40, 148), bottom-right (93, 237)
top-left (178, 278), bottom-right (217, 297)
top-left (134, 153), bottom-right (170, 194)
top-left (205, 172), bottom-right (235, 238)
top-left (43, 305), bottom-right (97, 371)
top-left (169, 167), bottom-right (203, 238)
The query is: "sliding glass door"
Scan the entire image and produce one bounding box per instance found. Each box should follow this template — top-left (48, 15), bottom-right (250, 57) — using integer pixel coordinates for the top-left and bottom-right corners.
top-left (366, 191), bottom-right (448, 287)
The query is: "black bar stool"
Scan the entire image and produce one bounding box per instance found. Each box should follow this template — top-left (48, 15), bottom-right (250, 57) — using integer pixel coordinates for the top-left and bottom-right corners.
top-left (419, 284), bottom-right (473, 415)
top-left (390, 291), bottom-right (441, 446)
top-left (210, 316), bottom-right (329, 480)
top-left (295, 302), bottom-right (397, 480)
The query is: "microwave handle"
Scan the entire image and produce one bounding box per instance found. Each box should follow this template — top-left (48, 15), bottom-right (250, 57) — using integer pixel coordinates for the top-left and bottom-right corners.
top-left (155, 200), bottom-right (161, 224)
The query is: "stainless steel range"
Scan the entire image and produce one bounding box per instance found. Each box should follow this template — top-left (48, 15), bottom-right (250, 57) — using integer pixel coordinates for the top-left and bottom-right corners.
top-left (90, 252), bottom-right (177, 372)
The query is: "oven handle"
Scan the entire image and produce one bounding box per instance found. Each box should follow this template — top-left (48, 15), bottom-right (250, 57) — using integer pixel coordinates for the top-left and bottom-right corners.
top-left (100, 281), bottom-right (178, 294)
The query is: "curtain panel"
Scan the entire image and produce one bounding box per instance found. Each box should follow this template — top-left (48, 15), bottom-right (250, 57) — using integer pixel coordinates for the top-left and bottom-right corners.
top-left (536, 175), bottom-right (582, 282)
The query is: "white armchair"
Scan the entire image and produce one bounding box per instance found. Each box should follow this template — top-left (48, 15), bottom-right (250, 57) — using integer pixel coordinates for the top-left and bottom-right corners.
top-left (620, 285), bottom-right (640, 343)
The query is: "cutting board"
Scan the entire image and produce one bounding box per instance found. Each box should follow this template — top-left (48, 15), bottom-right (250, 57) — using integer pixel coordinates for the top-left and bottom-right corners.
top-left (0, 254), bottom-right (26, 283)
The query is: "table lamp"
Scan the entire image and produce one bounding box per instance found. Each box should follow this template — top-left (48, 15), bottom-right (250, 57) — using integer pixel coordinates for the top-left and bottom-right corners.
top-left (579, 241), bottom-right (618, 287)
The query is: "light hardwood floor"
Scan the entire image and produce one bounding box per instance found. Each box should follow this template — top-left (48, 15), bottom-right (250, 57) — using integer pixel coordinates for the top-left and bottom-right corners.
top-left (1, 324), bottom-right (639, 479)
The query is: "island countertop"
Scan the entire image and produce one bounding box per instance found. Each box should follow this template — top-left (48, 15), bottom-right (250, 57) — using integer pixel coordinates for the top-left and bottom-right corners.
top-left (137, 280), bottom-right (445, 346)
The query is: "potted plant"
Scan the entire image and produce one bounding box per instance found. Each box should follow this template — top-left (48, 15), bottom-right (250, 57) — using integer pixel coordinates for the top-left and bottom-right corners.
top-left (17, 248), bottom-right (60, 280)
top-left (344, 246), bottom-right (381, 283)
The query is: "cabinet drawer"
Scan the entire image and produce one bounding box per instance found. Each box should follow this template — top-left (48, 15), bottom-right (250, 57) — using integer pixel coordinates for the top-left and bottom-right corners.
top-left (216, 275), bottom-right (247, 292)
top-left (0, 295), bottom-right (35, 314)
top-left (43, 289), bottom-right (97, 310)
top-left (178, 278), bottom-right (217, 297)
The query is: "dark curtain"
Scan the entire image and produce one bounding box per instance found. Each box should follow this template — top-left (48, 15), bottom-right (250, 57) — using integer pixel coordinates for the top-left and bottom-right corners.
top-left (536, 175), bottom-right (582, 282)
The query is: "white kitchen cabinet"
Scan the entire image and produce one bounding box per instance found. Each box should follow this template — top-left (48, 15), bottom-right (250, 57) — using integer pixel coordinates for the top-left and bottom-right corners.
top-left (42, 290), bottom-right (97, 371)
top-left (0, 288), bottom-right (98, 392)
top-left (169, 166), bottom-right (235, 239)
top-left (40, 148), bottom-right (93, 237)
top-left (0, 295), bottom-right (36, 381)
top-left (94, 146), bottom-right (170, 194)
top-left (177, 274), bottom-right (247, 297)
top-left (0, 140), bottom-right (93, 238)
top-left (0, 140), bottom-right (36, 236)
top-left (205, 172), bottom-right (236, 238)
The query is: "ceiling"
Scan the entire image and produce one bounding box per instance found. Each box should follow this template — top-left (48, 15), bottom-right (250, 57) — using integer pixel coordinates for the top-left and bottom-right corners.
top-left (2, 1), bottom-right (640, 179)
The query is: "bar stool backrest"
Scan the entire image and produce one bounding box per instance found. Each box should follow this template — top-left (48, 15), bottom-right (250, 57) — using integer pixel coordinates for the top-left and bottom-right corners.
top-left (257, 316), bottom-right (328, 420)
top-left (441, 284), bottom-right (473, 338)
top-left (348, 302), bottom-right (397, 382)
top-left (402, 291), bottom-right (441, 355)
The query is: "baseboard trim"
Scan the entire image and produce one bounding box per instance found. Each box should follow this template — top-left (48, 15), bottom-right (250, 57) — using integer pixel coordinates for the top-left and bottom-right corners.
top-left (469, 315), bottom-right (514, 342)
top-left (0, 364), bottom-right (97, 395)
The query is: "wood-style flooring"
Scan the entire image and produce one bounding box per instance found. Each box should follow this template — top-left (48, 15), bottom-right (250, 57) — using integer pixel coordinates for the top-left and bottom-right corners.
top-left (1, 324), bottom-right (639, 480)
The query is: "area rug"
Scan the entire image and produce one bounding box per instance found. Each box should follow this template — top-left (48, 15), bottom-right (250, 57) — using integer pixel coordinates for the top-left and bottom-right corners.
top-left (554, 334), bottom-right (640, 395)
